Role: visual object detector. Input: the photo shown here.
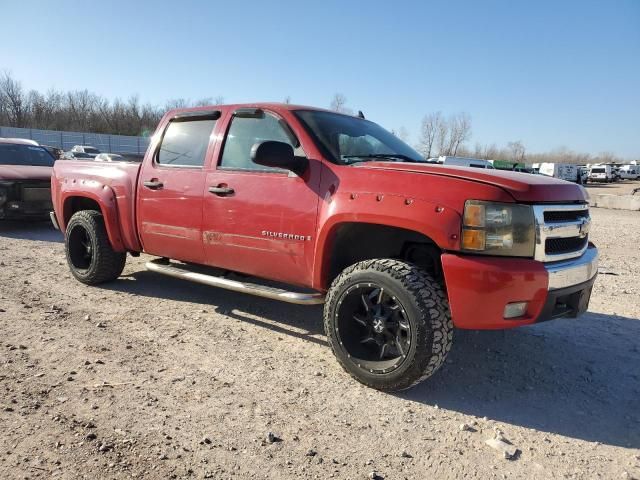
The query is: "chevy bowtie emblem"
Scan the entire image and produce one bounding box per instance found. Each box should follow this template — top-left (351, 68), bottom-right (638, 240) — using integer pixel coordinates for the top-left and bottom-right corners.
top-left (578, 218), bottom-right (591, 237)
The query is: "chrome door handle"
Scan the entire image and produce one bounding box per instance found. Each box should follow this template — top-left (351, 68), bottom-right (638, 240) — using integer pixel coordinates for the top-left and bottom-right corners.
top-left (143, 180), bottom-right (164, 190)
top-left (208, 186), bottom-right (234, 196)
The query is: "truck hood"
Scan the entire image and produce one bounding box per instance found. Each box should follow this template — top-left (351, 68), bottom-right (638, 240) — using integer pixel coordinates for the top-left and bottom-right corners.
top-left (0, 165), bottom-right (53, 182)
top-left (355, 162), bottom-right (587, 203)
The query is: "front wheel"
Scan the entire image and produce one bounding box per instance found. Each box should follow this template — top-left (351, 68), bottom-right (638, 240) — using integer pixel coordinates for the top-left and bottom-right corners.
top-left (324, 259), bottom-right (453, 391)
top-left (65, 210), bottom-right (126, 285)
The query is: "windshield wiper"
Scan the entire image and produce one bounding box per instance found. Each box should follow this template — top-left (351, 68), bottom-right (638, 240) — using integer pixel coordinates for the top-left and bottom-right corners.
top-left (341, 154), bottom-right (420, 163)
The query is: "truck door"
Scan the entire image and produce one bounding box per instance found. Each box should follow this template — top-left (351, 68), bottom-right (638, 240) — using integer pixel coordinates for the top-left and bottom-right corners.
top-left (202, 108), bottom-right (321, 287)
top-left (137, 111), bottom-right (220, 264)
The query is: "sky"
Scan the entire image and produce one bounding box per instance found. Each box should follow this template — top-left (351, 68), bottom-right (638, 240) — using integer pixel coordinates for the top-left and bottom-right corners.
top-left (1, 0), bottom-right (639, 158)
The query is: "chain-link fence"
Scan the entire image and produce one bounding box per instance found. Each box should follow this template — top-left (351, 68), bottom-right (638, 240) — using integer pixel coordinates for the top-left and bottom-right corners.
top-left (0, 126), bottom-right (151, 155)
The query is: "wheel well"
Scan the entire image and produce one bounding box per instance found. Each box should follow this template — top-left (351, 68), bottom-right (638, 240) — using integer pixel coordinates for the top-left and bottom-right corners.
top-left (63, 196), bottom-right (102, 225)
top-left (326, 223), bottom-right (443, 287)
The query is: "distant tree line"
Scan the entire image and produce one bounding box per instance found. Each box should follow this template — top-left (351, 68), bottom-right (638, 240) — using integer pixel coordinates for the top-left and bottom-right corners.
top-left (0, 73), bottom-right (629, 164)
top-left (0, 71), bottom-right (224, 136)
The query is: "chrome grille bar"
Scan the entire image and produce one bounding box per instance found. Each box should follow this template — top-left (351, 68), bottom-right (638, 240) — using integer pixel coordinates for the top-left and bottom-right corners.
top-left (533, 204), bottom-right (590, 262)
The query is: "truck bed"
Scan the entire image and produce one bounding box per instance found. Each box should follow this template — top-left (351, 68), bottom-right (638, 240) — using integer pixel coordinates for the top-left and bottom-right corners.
top-left (51, 159), bottom-right (143, 252)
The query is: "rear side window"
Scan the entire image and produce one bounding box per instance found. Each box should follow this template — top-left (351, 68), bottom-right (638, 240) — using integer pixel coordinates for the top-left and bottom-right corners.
top-left (220, 113), bottom-right (299, 171)
top-left (157, 119), bottom-right (216, 167)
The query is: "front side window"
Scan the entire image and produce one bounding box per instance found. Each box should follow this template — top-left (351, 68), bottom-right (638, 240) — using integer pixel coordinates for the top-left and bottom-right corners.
top-left (157, 119), bottom-right (216, 167)
top-left (295, 110), bottom-right (423, 164)
top-left (0, 144), bottom-right (55, 167)
top-left (220, 112), bottom-right (301, 171)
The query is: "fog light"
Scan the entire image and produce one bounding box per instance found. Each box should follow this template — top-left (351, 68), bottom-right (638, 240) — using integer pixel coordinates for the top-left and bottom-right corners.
top-left (504, 301), bottom-right (528, 319)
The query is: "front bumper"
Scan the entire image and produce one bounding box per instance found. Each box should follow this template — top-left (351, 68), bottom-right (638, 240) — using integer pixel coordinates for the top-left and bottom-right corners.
top-left (0, 201), bottom-right (53, 219)
top-left (441, 246), bottom-right (598, 329)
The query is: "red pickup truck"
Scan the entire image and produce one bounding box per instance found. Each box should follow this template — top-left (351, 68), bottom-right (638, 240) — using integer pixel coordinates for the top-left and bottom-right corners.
top-left (51, 103), bottom-right (598, 391)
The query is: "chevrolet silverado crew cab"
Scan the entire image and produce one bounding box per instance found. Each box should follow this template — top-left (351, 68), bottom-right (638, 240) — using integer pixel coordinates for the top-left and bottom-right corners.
top-left (50, 104), bottom-right (598, 391)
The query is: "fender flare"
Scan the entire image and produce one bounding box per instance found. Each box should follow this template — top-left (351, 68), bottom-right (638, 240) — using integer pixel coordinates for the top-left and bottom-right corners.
top-left (60, 180), bottom-right (125, 252)
top-left (311, 198), bottom-right (463, 290)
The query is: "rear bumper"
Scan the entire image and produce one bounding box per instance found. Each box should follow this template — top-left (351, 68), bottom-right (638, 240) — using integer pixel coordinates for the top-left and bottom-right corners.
top-left (441, 246), bottom-right (598, 329)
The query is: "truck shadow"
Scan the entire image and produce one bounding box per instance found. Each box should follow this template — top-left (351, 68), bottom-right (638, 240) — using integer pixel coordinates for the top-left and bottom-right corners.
top-left (103, 271), bottom-right (639, 449)
top-left (401, 312), bottom-right (640, 449)
top-left (105, 270), bottom-right (326, 347)
top-left (0, 221), bottom-right (62, 243)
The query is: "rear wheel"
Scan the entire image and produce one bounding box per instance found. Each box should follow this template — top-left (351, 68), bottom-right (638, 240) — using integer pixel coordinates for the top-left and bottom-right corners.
top-left (65, 210), bottom-right (126, 285)
top-left (324, 259), bottom-right (453, 391)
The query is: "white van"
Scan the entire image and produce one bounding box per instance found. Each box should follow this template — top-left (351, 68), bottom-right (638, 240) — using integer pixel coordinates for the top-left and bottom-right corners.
top-left (620, 165), bottom-right (639, 180)
top-left (439, 156), bottom-right (495, 169)
top-left (533, 163), bottom-right (578, 182)
top-left (588, 165), bottom-right (614, 183)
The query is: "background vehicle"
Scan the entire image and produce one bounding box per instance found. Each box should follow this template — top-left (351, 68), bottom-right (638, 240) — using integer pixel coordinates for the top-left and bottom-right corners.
top-left (62, 151), bottom-right (94, 160)
top-left (588, 165), bottom-right (614, 182)
top-left (95, 153), bottom-right (124, 162)
top-left (42, 145), bottom-right (64, 159)
top-left (533, 162), bottom-right (579, 183)
top-left (439, 156), bottom-right (495, 169)
top-left (50, 103), bottom-right (598, 391)
top-left (0, 138), bottom-right (55, 219)
top-left (612, 165), bottom-right (622, 181)
top-left (619, 164), bottom-right (639, 179)
top-left (70, 145), bottom-right (101, 157)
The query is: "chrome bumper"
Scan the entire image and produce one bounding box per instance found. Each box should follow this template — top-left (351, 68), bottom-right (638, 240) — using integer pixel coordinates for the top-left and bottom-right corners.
top-left (545, 247), bottom-right (598, 290)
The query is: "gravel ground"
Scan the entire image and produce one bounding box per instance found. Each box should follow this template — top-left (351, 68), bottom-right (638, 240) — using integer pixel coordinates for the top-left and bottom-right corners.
top-left (0, 207), bottom-right (639, 480)
top-left (586, 179), bottom-right (640, 196)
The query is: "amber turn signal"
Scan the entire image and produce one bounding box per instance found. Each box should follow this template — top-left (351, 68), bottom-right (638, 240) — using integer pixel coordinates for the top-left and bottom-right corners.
top-left (462, 229), bottom-right (485, 250)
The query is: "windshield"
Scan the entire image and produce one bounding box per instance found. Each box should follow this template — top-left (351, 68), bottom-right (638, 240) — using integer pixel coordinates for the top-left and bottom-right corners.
top-left (0, 144), bottom-right (55, 167)
top-left (591, 168), bottom-right (605, 173)
top-left (84, 147), bottom-right (100, 154)
top-left (294, 110), bottom-right (423, 164)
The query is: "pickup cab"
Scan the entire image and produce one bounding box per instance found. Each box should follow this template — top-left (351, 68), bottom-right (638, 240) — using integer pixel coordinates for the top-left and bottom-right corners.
top-left (50, 103), bottom-right (598, 391)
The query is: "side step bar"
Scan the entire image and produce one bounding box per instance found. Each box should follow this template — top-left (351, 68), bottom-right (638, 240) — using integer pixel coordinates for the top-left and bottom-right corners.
top-left (145, 259), bottom-right (325, 305)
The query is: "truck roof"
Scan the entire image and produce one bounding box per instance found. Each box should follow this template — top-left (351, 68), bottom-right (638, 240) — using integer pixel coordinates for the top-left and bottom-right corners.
top-left (164, 102), bottom-right (352, 117)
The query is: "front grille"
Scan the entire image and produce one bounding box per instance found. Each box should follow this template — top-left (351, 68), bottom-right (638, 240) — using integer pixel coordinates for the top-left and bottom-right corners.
top-left (533, 204), bottom-right (590, 262)
top-left (21, 187), bottom-right (51, 203)
top-left (544, 209), bottom-right (589, 223)
top-left (545, 237), bottom-right (588, 255)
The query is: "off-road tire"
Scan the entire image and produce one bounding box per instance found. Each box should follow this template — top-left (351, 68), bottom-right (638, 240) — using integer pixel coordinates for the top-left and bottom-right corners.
top-left (324, 259), bottom-right (453, 391)
top-left (65, 210), bottom-right (126, 285)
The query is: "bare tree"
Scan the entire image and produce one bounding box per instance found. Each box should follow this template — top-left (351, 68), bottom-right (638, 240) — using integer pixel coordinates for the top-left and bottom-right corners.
top-left (330, 93), bottom-right (352, 114)
top-left (417, 112), bottom-right (444, 158)
top-left (448, 113), bottom-right (472, 156)
top-left (0, 71), bottom-right (27, 127)
top-left (435, 117), bottom-right (450, 156)
top-left (507, 140), bottom-right (526, 162)
top-left (164, 98), bottom-right (190, 111)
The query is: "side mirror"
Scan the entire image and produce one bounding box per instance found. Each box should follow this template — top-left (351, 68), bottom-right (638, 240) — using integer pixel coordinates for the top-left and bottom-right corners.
top-left (251, 141), bottom-right (307, 176)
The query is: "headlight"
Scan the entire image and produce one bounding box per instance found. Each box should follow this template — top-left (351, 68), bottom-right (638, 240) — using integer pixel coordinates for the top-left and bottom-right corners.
top-left (461, 200), bottom-right (535, 257)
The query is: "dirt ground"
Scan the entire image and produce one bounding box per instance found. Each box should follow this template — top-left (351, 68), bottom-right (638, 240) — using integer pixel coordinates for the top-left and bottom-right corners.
top-left (1, 207), bottom-right (639, 480)
top-left (585, 178), bottom-right (640, 196)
